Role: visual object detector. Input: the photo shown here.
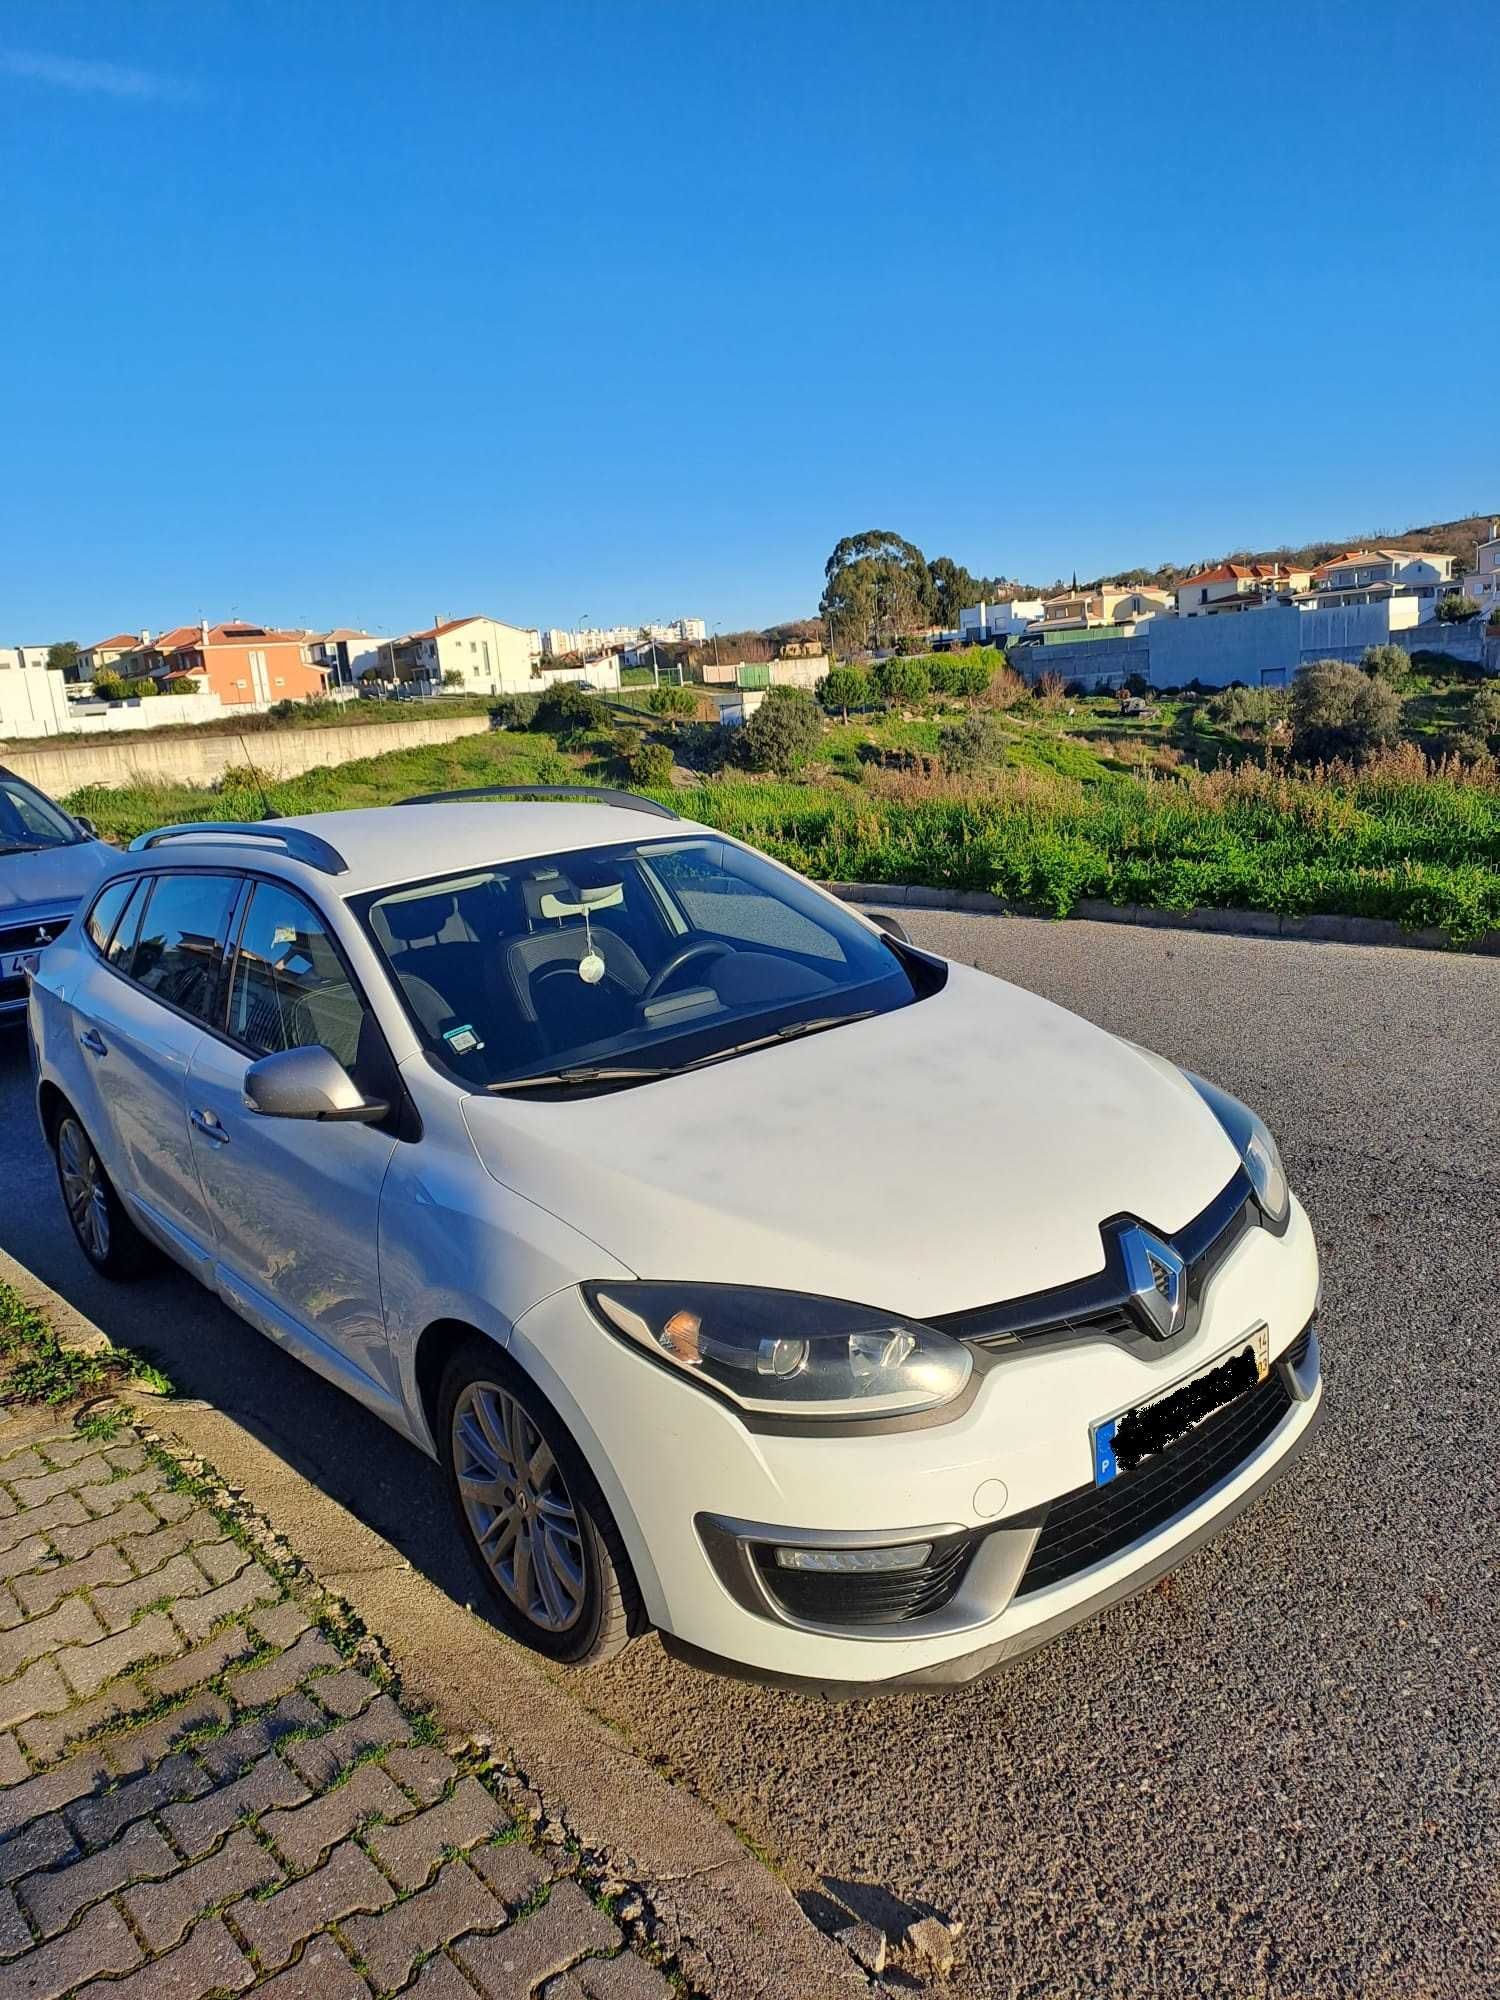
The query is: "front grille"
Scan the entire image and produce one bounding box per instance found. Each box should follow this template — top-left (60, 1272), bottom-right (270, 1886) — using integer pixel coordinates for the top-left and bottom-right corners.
top-left (753, 1533), bottom-right (976, 1627)
top-left (1014, 1366), bottom-right (1293, 1598)
top-left (1285, 1321), bottom-right (1314, 1370)
top-left (0, 974), bottom-right (25, 1008)
top-left (932, 1171), bottom-right (1257, 1355)
top-left (0, 917), bottom-right (68, 958)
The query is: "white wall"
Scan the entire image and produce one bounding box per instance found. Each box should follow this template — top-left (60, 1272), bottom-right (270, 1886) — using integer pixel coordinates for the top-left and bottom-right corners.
top-left (0, 657), bottom-right (72, 737)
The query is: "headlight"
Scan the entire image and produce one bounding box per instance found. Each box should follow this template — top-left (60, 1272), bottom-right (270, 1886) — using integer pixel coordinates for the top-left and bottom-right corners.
top-left (583, 1283), bottom-right (973, 1420)
top-left (1184, 1072), bottom-right (1290, 1226)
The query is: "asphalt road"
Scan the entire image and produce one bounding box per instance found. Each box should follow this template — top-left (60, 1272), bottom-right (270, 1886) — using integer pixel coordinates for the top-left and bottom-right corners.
top-left (2, 913), bottom-right (1496, 1999)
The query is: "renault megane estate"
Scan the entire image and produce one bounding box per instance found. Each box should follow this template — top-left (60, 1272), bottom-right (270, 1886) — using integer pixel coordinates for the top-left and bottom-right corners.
top-left (28, 786), bottom-right (1322, 1689)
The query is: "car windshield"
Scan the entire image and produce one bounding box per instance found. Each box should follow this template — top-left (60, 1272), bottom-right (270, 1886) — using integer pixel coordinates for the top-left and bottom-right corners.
top-left (0, 775), bottom-right (82, 852)
top-left (352, 834), bottom-right (934, 1091)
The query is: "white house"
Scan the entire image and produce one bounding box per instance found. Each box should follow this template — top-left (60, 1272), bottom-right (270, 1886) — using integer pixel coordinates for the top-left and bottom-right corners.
top-left (307, 629), bottom-right (382, 689)
top-left (391, 616), bottom-right (538, 694)
top-left (76, 634), bottom-right (144, 683)
top-left (958, 599), bottom-right (1044, 643)
top-left (1310, 548), bottom-right (1456, 605)
top-left (1461, 521), bottom-right (1500, 619)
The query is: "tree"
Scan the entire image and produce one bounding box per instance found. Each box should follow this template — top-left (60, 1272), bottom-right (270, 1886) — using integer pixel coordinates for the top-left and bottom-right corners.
top-left (1289, 660), bottom-right (1403, 762)
top-left (819, 666), bottom-right (870, 721)
top-left (47, 641), bottom-right (79, 678)
top-left (535, 683), bottom-right (604, 736)
top-left (819, 531), bottom-right (934, 653)
top-left (645, 684), bottom-right (696, 717)
top-left (872, 656), bottom-right (931, 705)
top-left (1435, 593), bottom-right (1481, 623)
top-left (738, 687), bottom-right (823, 774)
top-left (1361, 643), bottom-right (1410, 687)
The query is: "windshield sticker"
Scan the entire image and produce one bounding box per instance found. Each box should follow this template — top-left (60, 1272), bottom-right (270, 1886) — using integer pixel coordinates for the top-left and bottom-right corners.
top-left (443, 1024), bottom-right (484, 1055)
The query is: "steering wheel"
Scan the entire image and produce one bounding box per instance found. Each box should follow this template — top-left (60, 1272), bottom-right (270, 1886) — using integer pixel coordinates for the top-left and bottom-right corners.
top-left (641, 938), bottom-right (734, 1005)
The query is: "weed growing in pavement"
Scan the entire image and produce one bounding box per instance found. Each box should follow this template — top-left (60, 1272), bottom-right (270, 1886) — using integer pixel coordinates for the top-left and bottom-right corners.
top-left (0, 1280), bottom-right (172, 1408)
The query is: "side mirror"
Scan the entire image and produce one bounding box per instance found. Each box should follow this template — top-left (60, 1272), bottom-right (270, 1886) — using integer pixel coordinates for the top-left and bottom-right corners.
top-left (243, 1045), bottom-right (388, 1124)
top-left (868, 909), bottom-right (911, 944)
top-left (75, 816), bottom-right (98, 838)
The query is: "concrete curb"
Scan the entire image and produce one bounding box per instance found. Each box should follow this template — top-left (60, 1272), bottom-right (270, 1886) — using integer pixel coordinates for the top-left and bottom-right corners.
top-left (0, 1246), bottom-right (867, 2000)
top-left (823, 880), bottom-right (1500, 955)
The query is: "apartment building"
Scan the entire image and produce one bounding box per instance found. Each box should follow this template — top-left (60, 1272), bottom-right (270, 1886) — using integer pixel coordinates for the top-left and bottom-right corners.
top-left (542, 617), bottom-right (705, 657)
top-left (957, 599), bottom-right (1044, 643)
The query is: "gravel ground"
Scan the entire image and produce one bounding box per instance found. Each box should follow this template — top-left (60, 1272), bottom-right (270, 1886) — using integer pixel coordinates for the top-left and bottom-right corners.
top-left (2, 914), bottom-right (1497, 1998)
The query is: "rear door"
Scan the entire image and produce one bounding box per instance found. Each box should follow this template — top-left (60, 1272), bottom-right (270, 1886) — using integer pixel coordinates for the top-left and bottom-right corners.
top-left (184, 876), bottom-right (402, 1417)
top-left (77, 869), bottom-right (241, 1281)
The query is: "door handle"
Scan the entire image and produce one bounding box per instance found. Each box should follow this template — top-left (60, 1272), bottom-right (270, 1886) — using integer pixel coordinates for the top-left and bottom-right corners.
top-left (79, 1028), bottom-right (107, 1057)
top-left (189, 1108), bottom-right (230, 1145)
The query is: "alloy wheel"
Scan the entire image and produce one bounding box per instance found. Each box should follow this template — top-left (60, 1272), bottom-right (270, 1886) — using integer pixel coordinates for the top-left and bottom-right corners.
top-left (452, 1382), bottom-right (587, 1633)
top-left (58, 1118), bottom-right (111, 1264)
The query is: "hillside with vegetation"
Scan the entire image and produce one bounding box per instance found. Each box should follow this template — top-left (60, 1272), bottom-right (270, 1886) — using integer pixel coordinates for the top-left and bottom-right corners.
top-left (68, 656), bottom-right (1500, 947)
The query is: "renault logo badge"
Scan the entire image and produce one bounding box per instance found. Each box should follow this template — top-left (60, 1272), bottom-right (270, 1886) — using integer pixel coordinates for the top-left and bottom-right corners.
top-left (1119, 1225), bottom-right (1187, 1339)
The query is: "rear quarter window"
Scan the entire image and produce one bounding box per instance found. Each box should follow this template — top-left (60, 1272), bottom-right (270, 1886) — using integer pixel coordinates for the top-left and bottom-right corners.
top-left (83, 879), bottom-right (135, 955)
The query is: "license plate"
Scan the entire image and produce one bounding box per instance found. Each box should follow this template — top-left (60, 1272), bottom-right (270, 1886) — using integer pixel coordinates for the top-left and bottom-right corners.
top-left (0, 952), bottom-right (28, 979)
top-left (1091, 1326), bottom-right (1270, 1485)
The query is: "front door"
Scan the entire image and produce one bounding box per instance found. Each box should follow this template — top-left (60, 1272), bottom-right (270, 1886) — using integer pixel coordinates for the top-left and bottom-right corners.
top-left (184, 876), bottom-right (401, 1419)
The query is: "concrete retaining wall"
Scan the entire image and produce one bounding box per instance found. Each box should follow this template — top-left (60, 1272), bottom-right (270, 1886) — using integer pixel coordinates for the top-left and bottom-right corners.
top-left (3, 712), bottom-right (492, 796)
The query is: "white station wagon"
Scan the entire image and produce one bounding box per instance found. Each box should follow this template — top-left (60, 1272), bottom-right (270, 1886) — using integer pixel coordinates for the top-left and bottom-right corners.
top-left (28, 788), bottom-right (1323, 1690)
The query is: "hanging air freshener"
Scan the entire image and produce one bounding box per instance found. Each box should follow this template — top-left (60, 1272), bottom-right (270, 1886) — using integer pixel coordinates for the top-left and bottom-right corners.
top-left (577, 902), bottom-right (606, 985)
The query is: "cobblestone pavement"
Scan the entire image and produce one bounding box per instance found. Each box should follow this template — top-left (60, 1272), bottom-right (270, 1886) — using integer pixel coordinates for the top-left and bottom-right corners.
top-left (0, 1407), bottom-right (675, 2000)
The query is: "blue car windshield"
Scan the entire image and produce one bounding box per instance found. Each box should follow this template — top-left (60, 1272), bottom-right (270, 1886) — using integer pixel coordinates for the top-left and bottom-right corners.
top-left (0, 776), bottom-right (81, 851)
top-left (353, 835), bottom-right (934, 1091)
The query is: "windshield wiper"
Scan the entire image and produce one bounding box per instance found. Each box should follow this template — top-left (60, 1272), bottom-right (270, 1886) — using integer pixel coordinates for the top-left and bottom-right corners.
top-left (484, 1012), bottom-right (876, 1095)
top-left (0, 841), bottom-right (50, 856)
top-left (486, 1063), bottom-right (671, 1093)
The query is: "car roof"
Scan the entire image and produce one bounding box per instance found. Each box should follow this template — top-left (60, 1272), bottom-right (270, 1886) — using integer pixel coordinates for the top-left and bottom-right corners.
top-left (113, 801), bottom-right (711, 897)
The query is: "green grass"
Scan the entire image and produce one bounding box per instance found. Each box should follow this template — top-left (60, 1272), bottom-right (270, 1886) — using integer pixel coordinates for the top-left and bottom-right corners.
top-left (0, 1279), bottom-right (172, 1408)
top-left (67, 704), bottom-right (1500, 945)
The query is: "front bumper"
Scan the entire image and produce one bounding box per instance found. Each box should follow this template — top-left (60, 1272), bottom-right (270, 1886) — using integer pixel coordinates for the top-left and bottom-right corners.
top-left (508, 1192), bottom-right (1323, 1689)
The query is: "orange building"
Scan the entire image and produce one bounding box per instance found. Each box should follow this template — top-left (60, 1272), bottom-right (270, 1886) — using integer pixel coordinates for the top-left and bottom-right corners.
top-left (141, 622), bottom-right (329, 707)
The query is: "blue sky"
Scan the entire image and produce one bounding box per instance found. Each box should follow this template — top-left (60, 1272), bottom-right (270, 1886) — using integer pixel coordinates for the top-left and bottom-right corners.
top-left (2, 0), bottom-right (1496, 642)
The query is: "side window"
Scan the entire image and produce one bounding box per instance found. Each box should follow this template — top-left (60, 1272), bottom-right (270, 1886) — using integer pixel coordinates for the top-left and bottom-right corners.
top-left (228, 881), bottom-right (370, 1072)
top-left (124, 874), bottom-right (239, 1022)
top-left (84, 879), bottom-right (134, 954)
top-left (106, 879), bottom-right (149, 967)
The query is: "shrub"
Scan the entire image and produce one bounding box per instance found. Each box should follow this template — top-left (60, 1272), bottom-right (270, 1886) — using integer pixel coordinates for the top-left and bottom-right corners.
top-left (627, 740), bottom-right (676, 787)
top-left (926, 656), bottom-right (993, 699)
top-left (646, 683), bottom-right (696, 717)
top-left (1206, 685), bottom-right (1288, 732)
top-left (1361, 642), bottom-right (1411, 687)
top-left (739, 687), bottom-right (823, 773)
top-left (873, 656), bottom-right (931, 705)
top-left (1289, 660), bottom-right (1403, 763)
top-left (489, 692), bottom-right (540, 729)
top-left (938, 711), bottom-right (1012, 773)
top-left (1470, 681), bottom-right (1500, 749)
top-left (441, 669), bottom-right (466, 688)
top-left (535, 683), bottom-right (605, 737)
top-left (819, 666), bottom-right (871, 719)
top-left (980, 665), bottom-right (1029, 710)
top-left (123, 676), bottom-right (159, 698)
top-left (92, 675), bottom-right (129, 701)
top-left (1436, 593), bottom-right (1481, 624)
top-left (1035, 670), bottom-right (1066, 709)
top-left (675, 720), bottom-right (732, 773)
top-left (168, 677), bottom-right (201, 696)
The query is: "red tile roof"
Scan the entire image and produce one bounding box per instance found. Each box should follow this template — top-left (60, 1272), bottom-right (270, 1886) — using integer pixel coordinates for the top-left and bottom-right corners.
top-left (89, 633), bottom-right (139, 651)
top-left (1180, 562), bottom-right (1304, 589)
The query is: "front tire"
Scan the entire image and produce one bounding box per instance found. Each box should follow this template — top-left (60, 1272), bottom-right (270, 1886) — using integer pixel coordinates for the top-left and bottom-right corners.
top-left (437, 1341), bottom-right (642, 1666)
top-left (53, 1112), bottom-right (154, 1280)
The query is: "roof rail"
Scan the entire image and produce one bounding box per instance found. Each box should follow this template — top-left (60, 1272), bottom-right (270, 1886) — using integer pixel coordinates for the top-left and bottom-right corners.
top-left (395, 784), bottom-right (680, 821)
top-left (127, 822), bottom-right (348, 875)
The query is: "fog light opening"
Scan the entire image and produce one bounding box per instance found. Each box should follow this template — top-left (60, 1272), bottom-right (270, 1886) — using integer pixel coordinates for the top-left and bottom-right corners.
top-left (772, 1542), bottom-right (932, 1574)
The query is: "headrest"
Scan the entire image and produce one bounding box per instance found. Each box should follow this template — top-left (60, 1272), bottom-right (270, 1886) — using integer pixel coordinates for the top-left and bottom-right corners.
top-left (382, 892), bottom-right (455, 944)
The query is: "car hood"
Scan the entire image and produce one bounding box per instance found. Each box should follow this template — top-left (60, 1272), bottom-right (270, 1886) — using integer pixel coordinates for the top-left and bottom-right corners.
top-left (460, 961), bottom-right (1243, 1318)
top-left (0, 841), bottom-right (113, 920)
